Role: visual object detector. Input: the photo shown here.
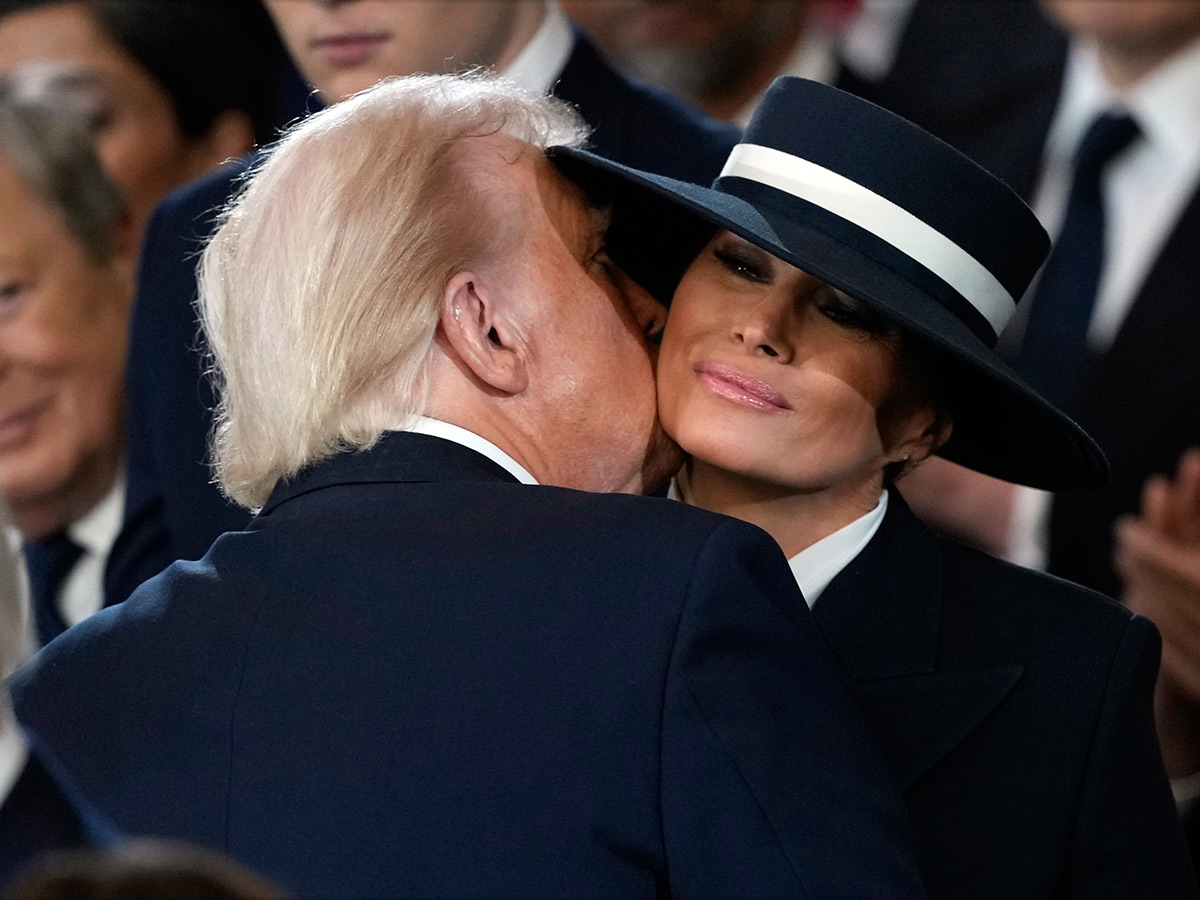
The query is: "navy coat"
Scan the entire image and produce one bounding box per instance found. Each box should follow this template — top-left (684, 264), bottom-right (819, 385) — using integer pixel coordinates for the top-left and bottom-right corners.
top-left (814, 496), bottom-right (1196, 899)
top-left (0, 731), bottom-right (117, 893)
top-left (17, 434), bottom-right (925, 899)
top-left (107, 30), bottom-right (739, 611)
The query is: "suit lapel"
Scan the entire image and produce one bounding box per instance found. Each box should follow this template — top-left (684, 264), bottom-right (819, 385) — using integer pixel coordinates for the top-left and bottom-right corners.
top-left (813, 498), bottom-right (1021, 791)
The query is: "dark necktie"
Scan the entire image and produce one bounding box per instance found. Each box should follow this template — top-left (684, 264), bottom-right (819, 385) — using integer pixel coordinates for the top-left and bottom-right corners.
top-left (24, 532), bottom-right (85, 646)
top-left (1017, 111), bottom-right (1141, 410)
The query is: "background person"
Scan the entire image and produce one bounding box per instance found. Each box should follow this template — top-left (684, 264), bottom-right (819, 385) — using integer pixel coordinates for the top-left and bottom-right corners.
top-left (0, 72), bottom-right (135, 646)
top-left (0, 0), bottom-right (297, 246)
top-left (110, 0), bottom-right (741, 609)
top-left (552, 75), bottom-right (1197, 899)
top-left (0, 490), bottom-right (116, 895)
top-left (11, 73), bottom-right (925, 900)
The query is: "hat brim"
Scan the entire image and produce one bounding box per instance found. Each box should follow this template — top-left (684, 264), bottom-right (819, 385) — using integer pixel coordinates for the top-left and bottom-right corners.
top-left (550, 146), bottom-right (1107, 493)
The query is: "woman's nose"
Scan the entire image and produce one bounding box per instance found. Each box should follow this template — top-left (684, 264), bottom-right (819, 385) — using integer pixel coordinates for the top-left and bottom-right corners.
top-left (731, 292), bottom-right (793, 363)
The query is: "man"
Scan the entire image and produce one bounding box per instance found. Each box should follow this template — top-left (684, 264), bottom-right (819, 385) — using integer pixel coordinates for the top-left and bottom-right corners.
top-left (0, 494), bottom-right (115, 893)
top-left (0, 71), bottom-right (136, 647)
top-left (13, 75), bottom-right (925, 898)
top-left (109, 0), bottom-right (741, 607)
top-left (901, 1), bottom-right (1200, 597)
top-left (564, 0), bottom-right (1067, 195)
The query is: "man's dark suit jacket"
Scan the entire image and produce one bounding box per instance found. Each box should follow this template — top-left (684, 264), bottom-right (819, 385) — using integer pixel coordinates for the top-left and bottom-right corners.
top-left (812, 495), bottom-right (1196, 899)
top-left (106, 29), bottom-right (741, 608)
top-left (0, 731), bottom-right (117, 893)
top-left (16, 433), bottom-right (925, 899)
top-left (836, 0), bottom-right (1067, 200)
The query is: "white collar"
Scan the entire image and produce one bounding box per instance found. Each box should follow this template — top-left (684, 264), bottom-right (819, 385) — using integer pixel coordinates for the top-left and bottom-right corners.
top-left (788, 491), bottom-right (888, 607)
top-left (501, 2), bottom-right (574, 95)
top-left (0, 711), bottom-right (28, 810)
top-left (666, 481), bottom-right (886, 607)
top-left (399, 416), bottom-right (539, 485)
top-left (1046, 36), bottom-right (1200, 173)
top-left (66, 468), bottom-right (125, 561)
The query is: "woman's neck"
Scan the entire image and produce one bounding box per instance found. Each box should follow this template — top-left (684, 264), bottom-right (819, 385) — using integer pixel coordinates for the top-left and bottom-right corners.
top-left (678, 460), bottom-right (885, 559)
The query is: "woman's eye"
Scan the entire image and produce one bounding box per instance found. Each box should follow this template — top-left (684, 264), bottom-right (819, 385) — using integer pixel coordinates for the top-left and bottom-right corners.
top-left (714, 248), bottom-right (766, 283)
top-left (819, 295), bottom-right (889, 335)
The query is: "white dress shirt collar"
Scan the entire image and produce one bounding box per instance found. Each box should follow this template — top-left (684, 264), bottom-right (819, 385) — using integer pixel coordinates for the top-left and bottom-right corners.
top-left (666, 481), bottom-right (886, 607)
top-left (58, 469), bottom-right (124, 628)
top-left (0, 711), bottom-right (28, 810)
top-left (399, 416), bottom-right (539, 485)
top-left (501, 2), bottom-right (574, 95)
top-left (787, 490), bottom-right (888, 607)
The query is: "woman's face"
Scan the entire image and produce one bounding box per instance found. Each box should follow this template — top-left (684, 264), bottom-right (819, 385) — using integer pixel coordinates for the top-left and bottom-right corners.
top-left (657, 230), bottom-right (941, 497)
top-left (0, 3), bottom-right (226, 239)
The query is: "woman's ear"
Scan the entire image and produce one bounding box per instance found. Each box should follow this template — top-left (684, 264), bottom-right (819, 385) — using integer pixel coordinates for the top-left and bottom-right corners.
top-left (894, 408), bottom-right (954, 469)
top-left (437, 270), bottom-right (528, 395)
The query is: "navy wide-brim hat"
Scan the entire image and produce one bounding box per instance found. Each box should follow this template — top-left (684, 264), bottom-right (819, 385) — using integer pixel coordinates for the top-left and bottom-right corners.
top-left (550, 77), bottom-right (1107, 492)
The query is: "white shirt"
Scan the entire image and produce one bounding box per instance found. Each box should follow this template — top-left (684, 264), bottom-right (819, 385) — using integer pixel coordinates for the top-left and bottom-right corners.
top-left (1009, 35), bottom-right (1200, 570)
top-left (502, 3), bottom-right (575, 95)
top-left (667, 482), bottom-right (887, 607)
top-left (60, 471), bottom-right (124, 628)
top-left (732, 0), bottom-right (918, 127)
top-left (398, 416), bottom-right (539, 485)
top-left (0, 712), bottom-right (27, 811)
top-left (787, 491), bottom-right (888, 606)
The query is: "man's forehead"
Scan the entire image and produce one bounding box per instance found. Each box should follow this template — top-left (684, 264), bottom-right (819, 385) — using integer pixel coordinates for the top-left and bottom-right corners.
top-left (534, 155), bottom-right (610, 249)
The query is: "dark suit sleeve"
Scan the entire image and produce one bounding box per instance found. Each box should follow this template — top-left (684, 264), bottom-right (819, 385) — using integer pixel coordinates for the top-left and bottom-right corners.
top-left (1061, 615), bottom-right (1199, 899)
top-left (660, 519), bottom-right (927, 899)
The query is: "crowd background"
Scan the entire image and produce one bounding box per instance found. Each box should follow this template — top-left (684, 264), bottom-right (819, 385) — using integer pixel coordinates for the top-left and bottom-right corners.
top-left (1, 0), bottom-right (1199, 895)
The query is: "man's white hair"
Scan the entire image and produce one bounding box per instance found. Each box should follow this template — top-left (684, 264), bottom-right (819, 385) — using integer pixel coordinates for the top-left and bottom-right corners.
top-left (199, 73), bottom-right (589, 508)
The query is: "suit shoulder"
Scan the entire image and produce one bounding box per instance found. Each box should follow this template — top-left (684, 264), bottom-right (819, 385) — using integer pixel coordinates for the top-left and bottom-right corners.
top-left (938, 535), bottom-right (1140, 640)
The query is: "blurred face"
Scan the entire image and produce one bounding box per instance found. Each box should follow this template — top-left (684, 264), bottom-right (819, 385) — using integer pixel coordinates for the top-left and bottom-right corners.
top-left (561, 0), bottom-right (808, 100)
top-left (0, 156), bottom-right (130, 538)
top-left (1042, 1), bottom-right (1200, 70)
top-left (487, 146), bottom-right (678, 493)
top-left (265, 0), bottom-right (541, 103)
top-left (0, 3), bottom-right (215, 240)
top-left (657, 231), bottom-right (935, 499)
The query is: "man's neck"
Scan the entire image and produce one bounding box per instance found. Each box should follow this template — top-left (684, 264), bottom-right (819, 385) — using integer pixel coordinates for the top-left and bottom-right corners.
top-left (491, 1), bottom-right (551, 74)
top-left (1095, 30), bottom-right (1200, 92)
top-left (11, 453), bottom-right (122, 543)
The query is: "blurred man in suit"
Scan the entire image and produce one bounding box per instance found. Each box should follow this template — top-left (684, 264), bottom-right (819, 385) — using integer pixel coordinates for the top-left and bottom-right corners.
top-left (0, 493), bottom-right (115, 894)
top-left (110, 0), bottom-right (740, 607)
top-left (12, 74), bottom-right (925, 899)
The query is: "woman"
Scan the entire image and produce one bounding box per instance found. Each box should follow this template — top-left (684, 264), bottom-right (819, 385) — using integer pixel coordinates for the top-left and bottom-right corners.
top-left (0, 0), bottom-right (295, 241)
top-left (552, 78), bottom-right (1197, 898)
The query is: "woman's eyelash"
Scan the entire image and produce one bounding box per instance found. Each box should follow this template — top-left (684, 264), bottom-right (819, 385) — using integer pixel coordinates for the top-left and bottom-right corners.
top-left (714, 247), bottom-right (767, 282)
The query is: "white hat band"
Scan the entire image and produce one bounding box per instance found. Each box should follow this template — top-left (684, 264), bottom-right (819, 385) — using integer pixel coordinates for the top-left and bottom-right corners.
top-left (719, 143), bottom-right (1017, 336)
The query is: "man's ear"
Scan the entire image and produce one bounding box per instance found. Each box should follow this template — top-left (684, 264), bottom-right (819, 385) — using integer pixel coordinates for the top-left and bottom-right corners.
top-left (438, 270), bottom-right (528, 395)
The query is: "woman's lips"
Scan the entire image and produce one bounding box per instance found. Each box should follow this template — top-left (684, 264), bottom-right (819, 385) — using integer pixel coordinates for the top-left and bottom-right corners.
top-left (312, 32), bottom-right (390, 68)
top-left (695, 361), bottom-right (792, 412)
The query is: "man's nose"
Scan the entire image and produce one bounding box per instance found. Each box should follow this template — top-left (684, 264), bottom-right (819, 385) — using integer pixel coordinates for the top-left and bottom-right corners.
top-left (732, 292), bottom-right (793, 363)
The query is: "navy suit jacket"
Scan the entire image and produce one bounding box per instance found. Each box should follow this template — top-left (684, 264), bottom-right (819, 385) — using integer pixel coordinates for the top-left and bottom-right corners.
top-left (836, 0), bottom-right (1066, 200)
top-left (17, 433), bottom-right (925, 899)
top-left (108, 30), bottom-right (740, 609)
top-left (814, 496), bottom-right (1196, 899)
top-left (0, 730), bottom-right (117, 893)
